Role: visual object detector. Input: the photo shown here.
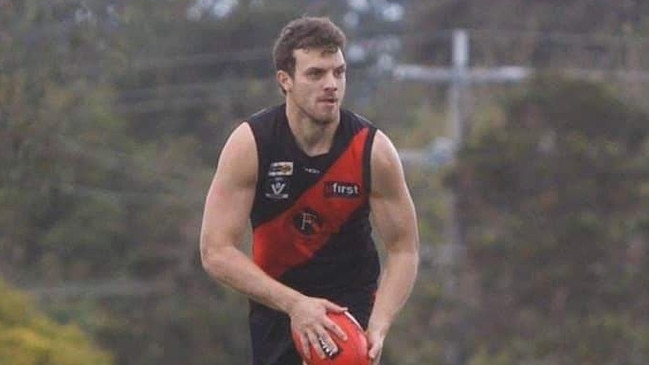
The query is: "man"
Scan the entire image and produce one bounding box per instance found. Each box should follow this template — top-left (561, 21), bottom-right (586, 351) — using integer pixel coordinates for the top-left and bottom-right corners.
top-left (200, 16), bottom-right (419, 365)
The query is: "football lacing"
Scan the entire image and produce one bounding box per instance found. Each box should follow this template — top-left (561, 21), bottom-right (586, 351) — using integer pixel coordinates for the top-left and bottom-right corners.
top-left (317, 336), bottom-right (340, 359)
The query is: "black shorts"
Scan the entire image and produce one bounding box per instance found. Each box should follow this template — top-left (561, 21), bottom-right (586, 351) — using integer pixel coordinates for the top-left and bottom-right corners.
top-left (248, 289), bottom-right (374, 365)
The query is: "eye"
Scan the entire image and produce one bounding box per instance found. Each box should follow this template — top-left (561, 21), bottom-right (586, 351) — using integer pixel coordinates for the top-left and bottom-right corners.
top-left (307, 69), bottom-right (324, 79)
top-left (334, 67), bottom-right (346, 78)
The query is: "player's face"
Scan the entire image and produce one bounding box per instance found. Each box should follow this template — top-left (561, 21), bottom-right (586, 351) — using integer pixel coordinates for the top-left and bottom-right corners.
top-left (283, 48), bottom-right (346, 125)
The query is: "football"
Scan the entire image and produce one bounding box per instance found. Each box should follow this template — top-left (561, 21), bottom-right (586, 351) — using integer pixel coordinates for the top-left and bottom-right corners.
top-left (292, 311), bottom-right (370, 365)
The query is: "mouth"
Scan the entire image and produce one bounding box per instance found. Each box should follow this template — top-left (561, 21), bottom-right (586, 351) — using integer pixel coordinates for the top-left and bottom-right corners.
top-left (317, 97), bottom-right (338, 105)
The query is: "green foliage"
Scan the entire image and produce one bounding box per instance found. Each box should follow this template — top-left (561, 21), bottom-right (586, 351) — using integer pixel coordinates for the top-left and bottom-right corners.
top-left (406, 0), bottom-right (649, 68)
top-left (0, 279), bottom-right (113, 365)
top-left (4, 1), bottom-right (649, 364)
top-left (1, 0), bottom-right (134, 280)
top-left (450, 76), bottom-right (649, 363)
top-left (2, 1), bottom-right (295, 364)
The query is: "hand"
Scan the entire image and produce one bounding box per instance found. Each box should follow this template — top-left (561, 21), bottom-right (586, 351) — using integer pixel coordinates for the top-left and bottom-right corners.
top-left (288, 296), bottom-right (348, 360)
top-left (366, 327), bottom-right (386, 365)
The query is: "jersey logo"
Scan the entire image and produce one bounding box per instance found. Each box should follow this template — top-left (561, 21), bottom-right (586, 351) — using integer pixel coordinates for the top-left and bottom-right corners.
top-left (292, 208), bottom-right (323, 236)
top-left (324, 181), bottom-right (361, 198)
top-left (303, 167), bottom-right (321, 175)
top-left (265, 177), bottom-right (289, 199)
top-left (268, 161), bottom-right (293, 176)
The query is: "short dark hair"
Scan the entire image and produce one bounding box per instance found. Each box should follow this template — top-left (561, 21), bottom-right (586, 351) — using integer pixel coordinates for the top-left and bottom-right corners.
top-left (273, 17), bottom-right (347, 77)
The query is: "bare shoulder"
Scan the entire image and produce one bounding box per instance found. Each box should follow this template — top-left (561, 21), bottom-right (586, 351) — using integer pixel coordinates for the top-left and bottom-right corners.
top-left (220, 122), bottom-right (256, 160)
top-left (215, 122), bottom-right (258, 187)
top-left (201, 122), bottom-right (258, 251)
top-left (371, 130), bottom-right (401, 166)
top-left (370, 130), bottom-right (406, 196)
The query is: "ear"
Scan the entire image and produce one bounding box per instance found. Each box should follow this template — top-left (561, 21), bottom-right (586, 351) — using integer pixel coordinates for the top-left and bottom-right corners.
top-left (276, 70), bottom-right (292, 93)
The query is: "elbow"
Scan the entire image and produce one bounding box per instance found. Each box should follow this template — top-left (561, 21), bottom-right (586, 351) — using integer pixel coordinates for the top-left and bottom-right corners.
top-left (387, 240), bottom-right (420, 270)
top-left (199, 245), bottom-right (213, 273)
top-left (200, 237), bottom-right (228, 281)
top-left (404, 240), bottom-right (420, 272)
top-left (199, 243), bottom-right (214, 274)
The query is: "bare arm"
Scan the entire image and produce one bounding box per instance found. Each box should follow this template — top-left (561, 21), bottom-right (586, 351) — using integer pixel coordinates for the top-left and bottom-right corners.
top-left (200, 123), bottom-right (302, 310)
top-left (199, 123), bottom-right (346, 360)
top-left (367, 130), bottom-right (420, 364)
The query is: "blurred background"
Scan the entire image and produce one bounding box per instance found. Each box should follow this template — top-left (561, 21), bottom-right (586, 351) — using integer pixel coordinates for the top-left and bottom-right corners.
top-left (2, 0), bottom-right (649, 364)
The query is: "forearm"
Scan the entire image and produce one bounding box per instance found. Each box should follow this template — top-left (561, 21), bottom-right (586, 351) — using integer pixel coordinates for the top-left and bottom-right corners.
top-left (201, 244), bottom-right (303, 313)
top-left (368, 248), bottom-right (419, 336)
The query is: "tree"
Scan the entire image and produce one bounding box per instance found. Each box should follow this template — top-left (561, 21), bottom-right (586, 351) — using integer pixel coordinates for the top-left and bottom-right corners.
top-left (448, 76), bottom-right (649, 363)
top-left (0, 278), bottom-right (114, 365)
top-left (2, 1), bottom-right (314, 364)
top-left (0, 0), bottom-right (141, 280)
top-left (404, 0), bottom-right (649, 70)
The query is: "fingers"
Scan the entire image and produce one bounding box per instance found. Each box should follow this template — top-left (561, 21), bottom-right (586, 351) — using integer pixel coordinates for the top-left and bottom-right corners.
top-left (366, 332), bottom-right (384, 365)
top-left (323, 315), bottom-right (347, 341)
top-left (289, 297), bottom-right (348, 359)
top-left (305, 330), bottom-right (326, 359)
top-left (368, 344), bottom-right (381, 364)
top-left (296, 332), bottom-right (311, 360)
top-left (296, 324), bottom-right (340, 360)
top-left (321, 300), bottom-right (348, 341)
top-left (299, 324), bottom-right (342, 359)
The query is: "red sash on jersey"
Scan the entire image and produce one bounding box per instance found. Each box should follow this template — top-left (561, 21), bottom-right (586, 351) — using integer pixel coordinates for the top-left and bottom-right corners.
top-left (252, 127), bottom-right (370, 279)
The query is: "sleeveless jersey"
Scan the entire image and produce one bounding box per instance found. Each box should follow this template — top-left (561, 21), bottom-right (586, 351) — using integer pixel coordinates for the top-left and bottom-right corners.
top-left (246, 104), bottom-right (380, 299)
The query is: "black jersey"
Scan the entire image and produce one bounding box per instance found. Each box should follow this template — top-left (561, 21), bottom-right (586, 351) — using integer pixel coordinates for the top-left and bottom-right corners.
top-left (247, 104), bottom-right (380, 298)
top-left (246, 104), bottom-right (380, 365)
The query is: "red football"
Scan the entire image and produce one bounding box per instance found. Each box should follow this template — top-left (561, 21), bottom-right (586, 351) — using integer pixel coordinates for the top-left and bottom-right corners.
top-left (292, 311), bottom-right (370, 365)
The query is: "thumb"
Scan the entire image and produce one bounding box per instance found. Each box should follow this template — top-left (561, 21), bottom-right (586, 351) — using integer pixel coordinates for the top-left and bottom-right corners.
top-left (367, 339), bottom-right (379, 359)
top-left (366, 332), bottom-right (383, 363)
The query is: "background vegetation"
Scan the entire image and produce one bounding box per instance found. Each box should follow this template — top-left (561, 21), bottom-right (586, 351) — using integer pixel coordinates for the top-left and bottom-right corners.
top-left (2, 0), bottom-right (649, 364)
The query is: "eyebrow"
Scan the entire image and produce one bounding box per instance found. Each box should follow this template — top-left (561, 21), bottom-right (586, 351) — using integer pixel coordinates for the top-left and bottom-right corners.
top-left (305, 64), bottom-right (346, 72)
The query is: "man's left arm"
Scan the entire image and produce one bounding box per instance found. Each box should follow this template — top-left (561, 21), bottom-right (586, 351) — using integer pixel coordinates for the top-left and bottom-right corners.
top-left (367, 130), bottom-right (420, 364)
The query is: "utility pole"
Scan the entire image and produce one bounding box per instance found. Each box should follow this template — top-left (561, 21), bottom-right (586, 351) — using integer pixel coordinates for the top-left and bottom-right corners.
top-left (394, 29), bottom-right (530, 365)
top-left (395, 30), bottom-right (531, 148)
top-left (449, 29), bottom-right (469, 144)
top-left (395, 28), bottom-right (531, 261)
top-left (393, 29), bottom-right (649, 365)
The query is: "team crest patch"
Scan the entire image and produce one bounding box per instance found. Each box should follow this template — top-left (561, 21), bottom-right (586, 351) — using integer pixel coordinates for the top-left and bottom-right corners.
top-left (292, 207), bottom-right (323, 235)
top-left (268, 161), bottom-right (294, 176)
top-left (265, 177), bottom-right (290, 200)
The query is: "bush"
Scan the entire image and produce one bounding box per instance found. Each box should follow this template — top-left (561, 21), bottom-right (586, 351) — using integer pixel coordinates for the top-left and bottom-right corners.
top-left (0, 279), bottom-right (114, 365)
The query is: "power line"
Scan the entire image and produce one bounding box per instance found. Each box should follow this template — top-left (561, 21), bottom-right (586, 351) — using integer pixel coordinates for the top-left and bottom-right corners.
top-left (117, 31), bottom-right (649, 71)
top-left (24, 279), bottom-right (170, 299)
top-left (466, 28), bottom-right (649, 46)
top-left (9, 27), bottom-right (649, 73)
top-left (129, 47), bottom-right (271, 71)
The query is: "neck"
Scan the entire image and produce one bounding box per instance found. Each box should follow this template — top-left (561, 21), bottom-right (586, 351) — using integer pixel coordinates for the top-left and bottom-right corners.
top-left (285, 102), bottom-right (339, 157)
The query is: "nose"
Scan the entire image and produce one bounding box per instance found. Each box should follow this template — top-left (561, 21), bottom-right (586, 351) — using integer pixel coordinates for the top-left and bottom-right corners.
top-left (323, 71), bottom-right (338, 92)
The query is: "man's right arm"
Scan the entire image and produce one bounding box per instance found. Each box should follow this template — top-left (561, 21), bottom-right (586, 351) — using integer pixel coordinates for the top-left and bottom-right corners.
top-left (199, 123), bottom-right (346, 359)
top-left (199, 123), bottom-right (301, 311)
